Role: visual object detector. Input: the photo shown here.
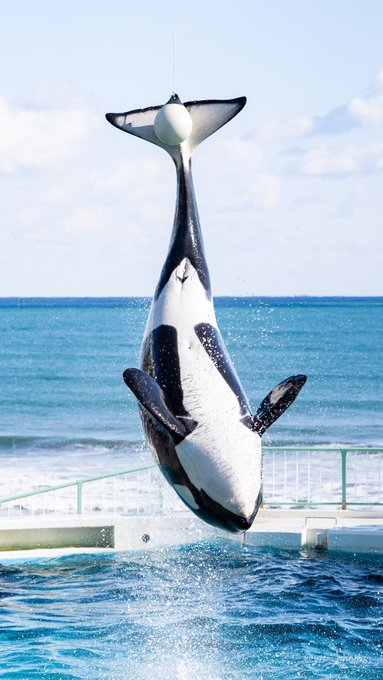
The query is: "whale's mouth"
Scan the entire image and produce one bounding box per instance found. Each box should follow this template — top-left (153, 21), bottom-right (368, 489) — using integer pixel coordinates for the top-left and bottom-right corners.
top-left (175, 257), bottom-right (193, 285)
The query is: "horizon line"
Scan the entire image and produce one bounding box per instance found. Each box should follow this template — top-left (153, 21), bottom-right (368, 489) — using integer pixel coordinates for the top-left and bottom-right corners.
top-left (1, 295), bottom-right (382, 300)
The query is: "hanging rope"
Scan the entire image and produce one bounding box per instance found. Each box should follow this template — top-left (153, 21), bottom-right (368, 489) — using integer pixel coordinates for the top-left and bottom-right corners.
top-left (172, 0), bottom-right (179, 94)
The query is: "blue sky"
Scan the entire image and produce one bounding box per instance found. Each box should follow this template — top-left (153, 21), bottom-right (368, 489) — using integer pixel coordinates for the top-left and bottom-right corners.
top-left (0, 0), bottom-right (382, 295)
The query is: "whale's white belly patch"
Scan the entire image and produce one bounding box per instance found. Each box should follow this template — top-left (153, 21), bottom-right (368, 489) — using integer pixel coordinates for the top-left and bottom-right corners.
top-left (175, 330), bottom-right (261, 517)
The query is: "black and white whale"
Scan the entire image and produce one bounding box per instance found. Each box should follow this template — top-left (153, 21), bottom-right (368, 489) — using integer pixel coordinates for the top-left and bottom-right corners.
top-left (106, 95), bottom-right (306, 533)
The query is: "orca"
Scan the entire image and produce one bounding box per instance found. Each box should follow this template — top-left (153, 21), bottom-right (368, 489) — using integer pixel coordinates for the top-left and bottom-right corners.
top-left (106, 94), bottom-right (306, 533)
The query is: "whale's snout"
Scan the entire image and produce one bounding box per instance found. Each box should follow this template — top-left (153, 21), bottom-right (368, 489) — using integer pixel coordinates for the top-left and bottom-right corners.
top-left (239, 516), bottom-right (254, 531)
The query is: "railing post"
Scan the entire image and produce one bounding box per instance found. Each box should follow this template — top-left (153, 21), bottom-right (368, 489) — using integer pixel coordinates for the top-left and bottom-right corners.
top-left (341, 449), bottom-right (347, 509)
top-left (77, 481), bottom-right (83, 515)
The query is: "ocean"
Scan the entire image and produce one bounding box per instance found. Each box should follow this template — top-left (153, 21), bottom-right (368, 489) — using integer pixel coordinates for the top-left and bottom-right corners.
top-left (1, 296), bottom-right (382, 498)
top-left (0, 297), bottom-right (383, 495)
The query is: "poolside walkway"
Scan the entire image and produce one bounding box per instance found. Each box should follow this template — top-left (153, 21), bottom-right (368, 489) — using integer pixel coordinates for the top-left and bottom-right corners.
top-left (0, 508), bottom-right (382, 563)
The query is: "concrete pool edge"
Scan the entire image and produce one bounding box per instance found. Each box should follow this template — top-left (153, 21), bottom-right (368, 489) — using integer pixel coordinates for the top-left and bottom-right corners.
top-left (0, 509), bottom-right (382, 563)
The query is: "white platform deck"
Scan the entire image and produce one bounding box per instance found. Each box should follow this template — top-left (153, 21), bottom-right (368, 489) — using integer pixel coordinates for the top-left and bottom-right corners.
top-left (0, 508), bottom-right (382, 563)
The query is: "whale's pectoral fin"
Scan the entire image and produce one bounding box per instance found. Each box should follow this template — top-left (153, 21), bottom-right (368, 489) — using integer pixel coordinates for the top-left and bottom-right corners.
top-left (123, 368), bottom-right (187, 441)
top-left (253, 374), bottom-right (307, 435)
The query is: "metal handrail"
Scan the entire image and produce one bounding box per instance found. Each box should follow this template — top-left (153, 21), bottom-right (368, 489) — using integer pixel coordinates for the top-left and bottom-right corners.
top-left (0, 447), bottom-right (382, 515)
top-left (262, 446), bottom-right (383, 508)
top-left (0, 465), bottom-right (155, 514)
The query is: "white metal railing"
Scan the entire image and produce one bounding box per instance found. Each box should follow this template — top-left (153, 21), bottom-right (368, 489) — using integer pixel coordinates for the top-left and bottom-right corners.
top-left (262, 447), bottom-right (383, 507)
top-left (0, 465), bottom-right (177, 519)
top-left (0, 448), bottom-right (382, 518)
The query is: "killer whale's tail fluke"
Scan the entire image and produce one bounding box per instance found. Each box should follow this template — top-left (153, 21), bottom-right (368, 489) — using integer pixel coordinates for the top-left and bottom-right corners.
top-left (106, 94), bottom-right (246, 161)
top-left (253, 374), bottom-right (307, 436)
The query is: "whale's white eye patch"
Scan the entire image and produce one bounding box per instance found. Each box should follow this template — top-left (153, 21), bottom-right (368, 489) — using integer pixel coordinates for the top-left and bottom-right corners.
top-left (154, 103), bottom-right (193, 145)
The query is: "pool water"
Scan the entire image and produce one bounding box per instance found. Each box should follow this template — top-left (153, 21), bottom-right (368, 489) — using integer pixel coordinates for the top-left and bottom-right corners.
top-left (0, 541), bottom-right (382, 679)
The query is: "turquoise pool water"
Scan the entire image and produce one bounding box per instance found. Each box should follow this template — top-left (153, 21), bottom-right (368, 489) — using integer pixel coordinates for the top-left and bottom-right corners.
top-left (1, 541), bottom-right (382, 679)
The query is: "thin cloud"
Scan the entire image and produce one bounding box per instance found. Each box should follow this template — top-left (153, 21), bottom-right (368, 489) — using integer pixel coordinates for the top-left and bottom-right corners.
top-left (262, 66), bottom-right (383, 140)
top-left (311, 105), bottom-right (358, 135)
top-left (261, 116), bottom-right (313, 140)
top-left (0, 96), bottom-right (95, 173)
top-left (224, 173), bottom-right (282, 209)
top-left (349, 93), bottom-right (383, 124)
top-left (292, 143), bottom-right (383, 176)
top-left (204, 137), bottom-right (263, 168)
top-left (310, 66), bottom-right (383, 135)
top-left (249, 174), bottom-right (282, 208)
top-left (313, 96), bottom-right (383, 136)
top-left (89, 157), bottom-right (164, 193)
